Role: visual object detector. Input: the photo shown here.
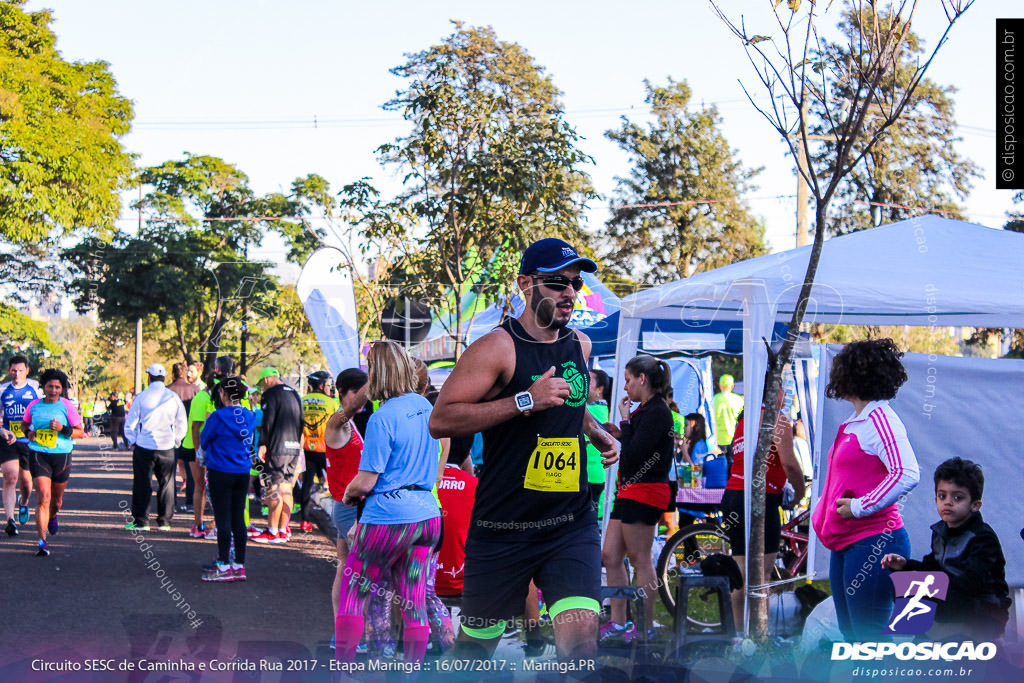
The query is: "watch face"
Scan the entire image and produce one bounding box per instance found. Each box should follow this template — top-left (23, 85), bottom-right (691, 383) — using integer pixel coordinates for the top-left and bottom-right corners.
top-left (516, 393), bottom-right (532, 409)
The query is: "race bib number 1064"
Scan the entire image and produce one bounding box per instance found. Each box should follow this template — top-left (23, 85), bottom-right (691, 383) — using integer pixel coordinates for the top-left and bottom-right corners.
top-left (523, 437), bottom-right (580, 492)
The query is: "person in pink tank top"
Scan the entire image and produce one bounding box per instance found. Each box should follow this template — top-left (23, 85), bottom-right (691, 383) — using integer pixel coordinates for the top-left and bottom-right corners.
top-left (811, 339), bottom-right (919, 639)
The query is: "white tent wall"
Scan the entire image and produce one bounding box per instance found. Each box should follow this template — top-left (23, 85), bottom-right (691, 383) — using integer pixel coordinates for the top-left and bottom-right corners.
top-left (612, 217), bottom-right (1024, 635)
top-left (811, 348), bottom-right (1024, 586)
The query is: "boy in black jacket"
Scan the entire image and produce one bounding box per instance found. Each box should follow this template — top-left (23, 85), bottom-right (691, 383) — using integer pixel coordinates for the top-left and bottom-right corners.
top-left (882, 457), bottom-right (1011, 640)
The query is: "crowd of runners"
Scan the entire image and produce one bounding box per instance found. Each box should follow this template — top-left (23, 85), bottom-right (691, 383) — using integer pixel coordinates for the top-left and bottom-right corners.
top-left (2, 236), bottom-right (1012, 669)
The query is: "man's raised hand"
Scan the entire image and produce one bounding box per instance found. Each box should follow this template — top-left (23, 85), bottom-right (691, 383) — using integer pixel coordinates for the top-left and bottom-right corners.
top-left (527, 366), bottom-right (570, 412)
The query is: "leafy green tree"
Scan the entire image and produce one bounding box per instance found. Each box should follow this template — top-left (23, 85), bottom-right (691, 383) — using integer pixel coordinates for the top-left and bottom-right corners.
top-left (49, 317), bottom-right (104, 397)
top-left (260, 173), bottom-right (332, 265)
top-left (64, 154), bottom-right (303, 371)
top-left (0, 303), bottom-right (59, 355)
top-left (604, 79), bottom-right (766, 283)
top-left (811, 8), bottom-right (980, 234)
top-left (0, 1), bottom-right (133, 246)
top-left (343, 23), bottom-right (595, 357)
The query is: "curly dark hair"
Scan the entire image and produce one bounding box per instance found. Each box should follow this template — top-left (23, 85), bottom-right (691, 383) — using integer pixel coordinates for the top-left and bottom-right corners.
top-left (39, 368), bottom-right (70, 395)
top-left (934, 457), bottom-right (984, 502)
top-left (824, 338), bottom-right (907, 401)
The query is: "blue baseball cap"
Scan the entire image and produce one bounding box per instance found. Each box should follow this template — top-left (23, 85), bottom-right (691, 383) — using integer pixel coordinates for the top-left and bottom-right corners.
top-left (519, 238), bottom-right (597, 275)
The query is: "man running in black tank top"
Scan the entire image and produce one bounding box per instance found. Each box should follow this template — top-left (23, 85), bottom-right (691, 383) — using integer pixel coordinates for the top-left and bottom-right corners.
top-left (430, 238), bottom-right (619, 664)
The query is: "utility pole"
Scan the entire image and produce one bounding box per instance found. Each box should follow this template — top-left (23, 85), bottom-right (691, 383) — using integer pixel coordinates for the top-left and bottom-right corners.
top-left (796, 98), bottom-right (811, 247)
top-left (134, 318), bottom-right (142, 394)
top-left (240, 244), bottom-right (249, 377)
top-left (134, 184), bottom-right (143, 394)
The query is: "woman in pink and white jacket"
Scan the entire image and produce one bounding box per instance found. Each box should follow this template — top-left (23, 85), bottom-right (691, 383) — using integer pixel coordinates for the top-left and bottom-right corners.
top-left (811, 339), bottom-right (920, 639)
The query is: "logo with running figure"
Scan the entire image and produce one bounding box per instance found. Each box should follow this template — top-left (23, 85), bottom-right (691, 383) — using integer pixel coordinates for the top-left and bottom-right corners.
top-left (885, 571), bottom-right (949, 634)
top-left (530, 361), bottom-right (588, 408)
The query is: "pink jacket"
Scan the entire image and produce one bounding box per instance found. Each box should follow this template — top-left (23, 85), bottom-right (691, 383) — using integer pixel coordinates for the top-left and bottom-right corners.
top-left (811, 400), bottom-right (919, 551)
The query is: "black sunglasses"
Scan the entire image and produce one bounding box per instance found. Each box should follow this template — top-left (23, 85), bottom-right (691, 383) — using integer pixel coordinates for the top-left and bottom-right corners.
top-left (530, 273), bottom-right (585, 292)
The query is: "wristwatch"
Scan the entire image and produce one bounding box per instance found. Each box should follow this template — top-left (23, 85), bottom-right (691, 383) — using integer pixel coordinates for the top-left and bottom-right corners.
top-left (514, 391), bottom-right (534, 413)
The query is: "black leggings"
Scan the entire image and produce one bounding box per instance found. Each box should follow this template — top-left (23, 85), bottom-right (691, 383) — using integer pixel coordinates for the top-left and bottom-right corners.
top-left (297, 450), bottom-right (326, 522)
top-left (207, 468), bottom-right (248, 565)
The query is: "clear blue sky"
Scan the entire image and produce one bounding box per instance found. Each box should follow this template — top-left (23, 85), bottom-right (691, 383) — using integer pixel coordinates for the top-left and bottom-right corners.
top-left (27, 0), bottom-right (1021, 276)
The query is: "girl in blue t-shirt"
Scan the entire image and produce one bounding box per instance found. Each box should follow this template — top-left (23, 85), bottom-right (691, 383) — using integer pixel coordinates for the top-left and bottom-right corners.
top-left (23, 369), bottom-right (84, 556)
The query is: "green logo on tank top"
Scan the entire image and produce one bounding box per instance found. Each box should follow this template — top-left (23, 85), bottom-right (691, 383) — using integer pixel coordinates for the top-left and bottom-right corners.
top-left (531, 361), bottom-right (588, 408)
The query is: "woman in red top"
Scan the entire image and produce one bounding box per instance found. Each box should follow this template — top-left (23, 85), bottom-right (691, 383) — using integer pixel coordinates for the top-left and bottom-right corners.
top-left (323, 368), bottom-right (369, 622)
top-left (720, 386), bottom-right (805, 629)
top-left (601, 355), bottom-right (674, 641)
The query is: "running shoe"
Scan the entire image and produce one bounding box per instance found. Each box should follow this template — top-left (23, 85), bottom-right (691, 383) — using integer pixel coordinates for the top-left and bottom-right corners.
top-left (189, 525), bottom-right (206, 538)
top-left (18, 505), bottom-right (28, 524)
top-left (251, 530), bottom-right (277, 544)
top-left (205, 527), bottom-right (217, 540)
top-left (598, 621), bottom-right (635, 641)
top-left (36, 539), bottom-right (49, 556)
top-left (124, 521), bottom-right (150, 531)
top-left (157, 525), bottom-right (172, 531)
top-left (270, 531), bottom-right (288, 544)
top-left (5, 518), bottom-right (17, 537)
top-left (300, 521), bottom-right (313, 533)
top-left (353, 641), bottom-right (365, 655)
top-left (232, 566), bottom-right (246, 582)
top-left (246, 525), bottom-right (262, 538)
top-left (47, 516), bottom-right (58, 535)
top-left (381, 643), bottom-right (396, 659)
top-left (202, 563), bottom-right (234, 582)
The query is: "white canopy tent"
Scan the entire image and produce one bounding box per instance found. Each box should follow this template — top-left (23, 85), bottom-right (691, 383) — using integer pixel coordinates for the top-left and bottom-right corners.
top-left (612, 216), bottom-right (1024, 631)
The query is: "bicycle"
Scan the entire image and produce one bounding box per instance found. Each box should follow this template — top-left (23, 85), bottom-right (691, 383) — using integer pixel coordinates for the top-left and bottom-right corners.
top-left (656, 506), bottom-right (810, 628)
top-left (775, 507), bottom-right (810, 580)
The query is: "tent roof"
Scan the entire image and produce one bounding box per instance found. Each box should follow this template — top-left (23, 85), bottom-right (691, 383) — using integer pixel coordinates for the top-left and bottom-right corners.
top-left (622, 217), bottom-right (1024, 328)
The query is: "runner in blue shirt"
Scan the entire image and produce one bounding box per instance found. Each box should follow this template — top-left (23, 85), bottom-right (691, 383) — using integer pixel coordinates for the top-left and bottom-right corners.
top-left (0, 354), bottom-right (40, 529)
top-left (23, 369), bottom-right (84, 556)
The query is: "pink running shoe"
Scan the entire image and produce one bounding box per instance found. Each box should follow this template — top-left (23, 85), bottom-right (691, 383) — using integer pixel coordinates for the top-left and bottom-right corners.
top-left (232, 566), bottom-right (247, 582)
top-left (202, 563), bottom-right (233, 582)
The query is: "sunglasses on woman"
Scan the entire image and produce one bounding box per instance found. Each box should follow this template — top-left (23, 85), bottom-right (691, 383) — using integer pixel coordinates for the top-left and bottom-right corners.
top-left (530, 273), bottom-right (585, 292)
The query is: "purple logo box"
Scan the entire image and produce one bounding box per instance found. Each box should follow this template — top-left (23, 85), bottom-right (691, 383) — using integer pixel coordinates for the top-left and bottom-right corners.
top-left (885, 571), bottom-right (949, 635)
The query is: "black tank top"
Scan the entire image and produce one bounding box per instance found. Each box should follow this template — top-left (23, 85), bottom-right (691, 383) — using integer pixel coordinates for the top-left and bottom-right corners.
top-left (469, 318), bottom-right (594, 540)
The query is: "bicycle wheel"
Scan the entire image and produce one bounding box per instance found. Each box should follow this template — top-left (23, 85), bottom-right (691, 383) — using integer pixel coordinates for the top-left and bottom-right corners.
top-left (656, 523), bottom-right (732, 622)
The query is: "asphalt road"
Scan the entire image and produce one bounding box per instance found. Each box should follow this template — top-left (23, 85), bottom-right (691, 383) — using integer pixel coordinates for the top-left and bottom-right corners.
top-left (0, 437), bottom-right (340, 682)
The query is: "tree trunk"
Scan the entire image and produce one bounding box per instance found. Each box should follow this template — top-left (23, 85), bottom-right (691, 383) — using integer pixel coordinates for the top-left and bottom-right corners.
top-left (747, 202), bottom-right (830, 639)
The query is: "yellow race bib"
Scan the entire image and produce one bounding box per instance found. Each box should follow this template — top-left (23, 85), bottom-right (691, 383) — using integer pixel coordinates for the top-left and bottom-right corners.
top-left (36, 428), bottom-right (58, 449)
top-left (9, 420), bottom-right (24, 438)
top-left (524, 437), bottom-right (580, 492)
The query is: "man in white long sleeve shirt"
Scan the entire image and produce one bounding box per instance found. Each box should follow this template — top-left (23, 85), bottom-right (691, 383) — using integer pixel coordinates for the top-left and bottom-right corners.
top-left (124, 364), bottom-right (187, 531)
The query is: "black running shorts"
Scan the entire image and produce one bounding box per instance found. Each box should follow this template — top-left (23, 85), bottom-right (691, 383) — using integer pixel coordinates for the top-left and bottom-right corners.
top-left (720, 488), bottom-right (782, 557)
top-left (609, 497), bottom-right (664, 526)
top-left (29, 450), bottom-right (72, 484)
top-left (460, 522), bottom-right (601, 631)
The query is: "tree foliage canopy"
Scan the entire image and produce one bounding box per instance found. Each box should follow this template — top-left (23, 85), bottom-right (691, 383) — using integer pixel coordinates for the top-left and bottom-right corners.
top-left (64, 154), bottom-right (312, 370)
top-left (342, 23), bottom-right (596, 354)
top-left (0, 302), bottom-right (59, 355)
top-left (603, 79), bottom-right (766, 283)
top-left (811, 8), bottom-right (980, 234)
top-left (0, 0), bottom-right (134, 245)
